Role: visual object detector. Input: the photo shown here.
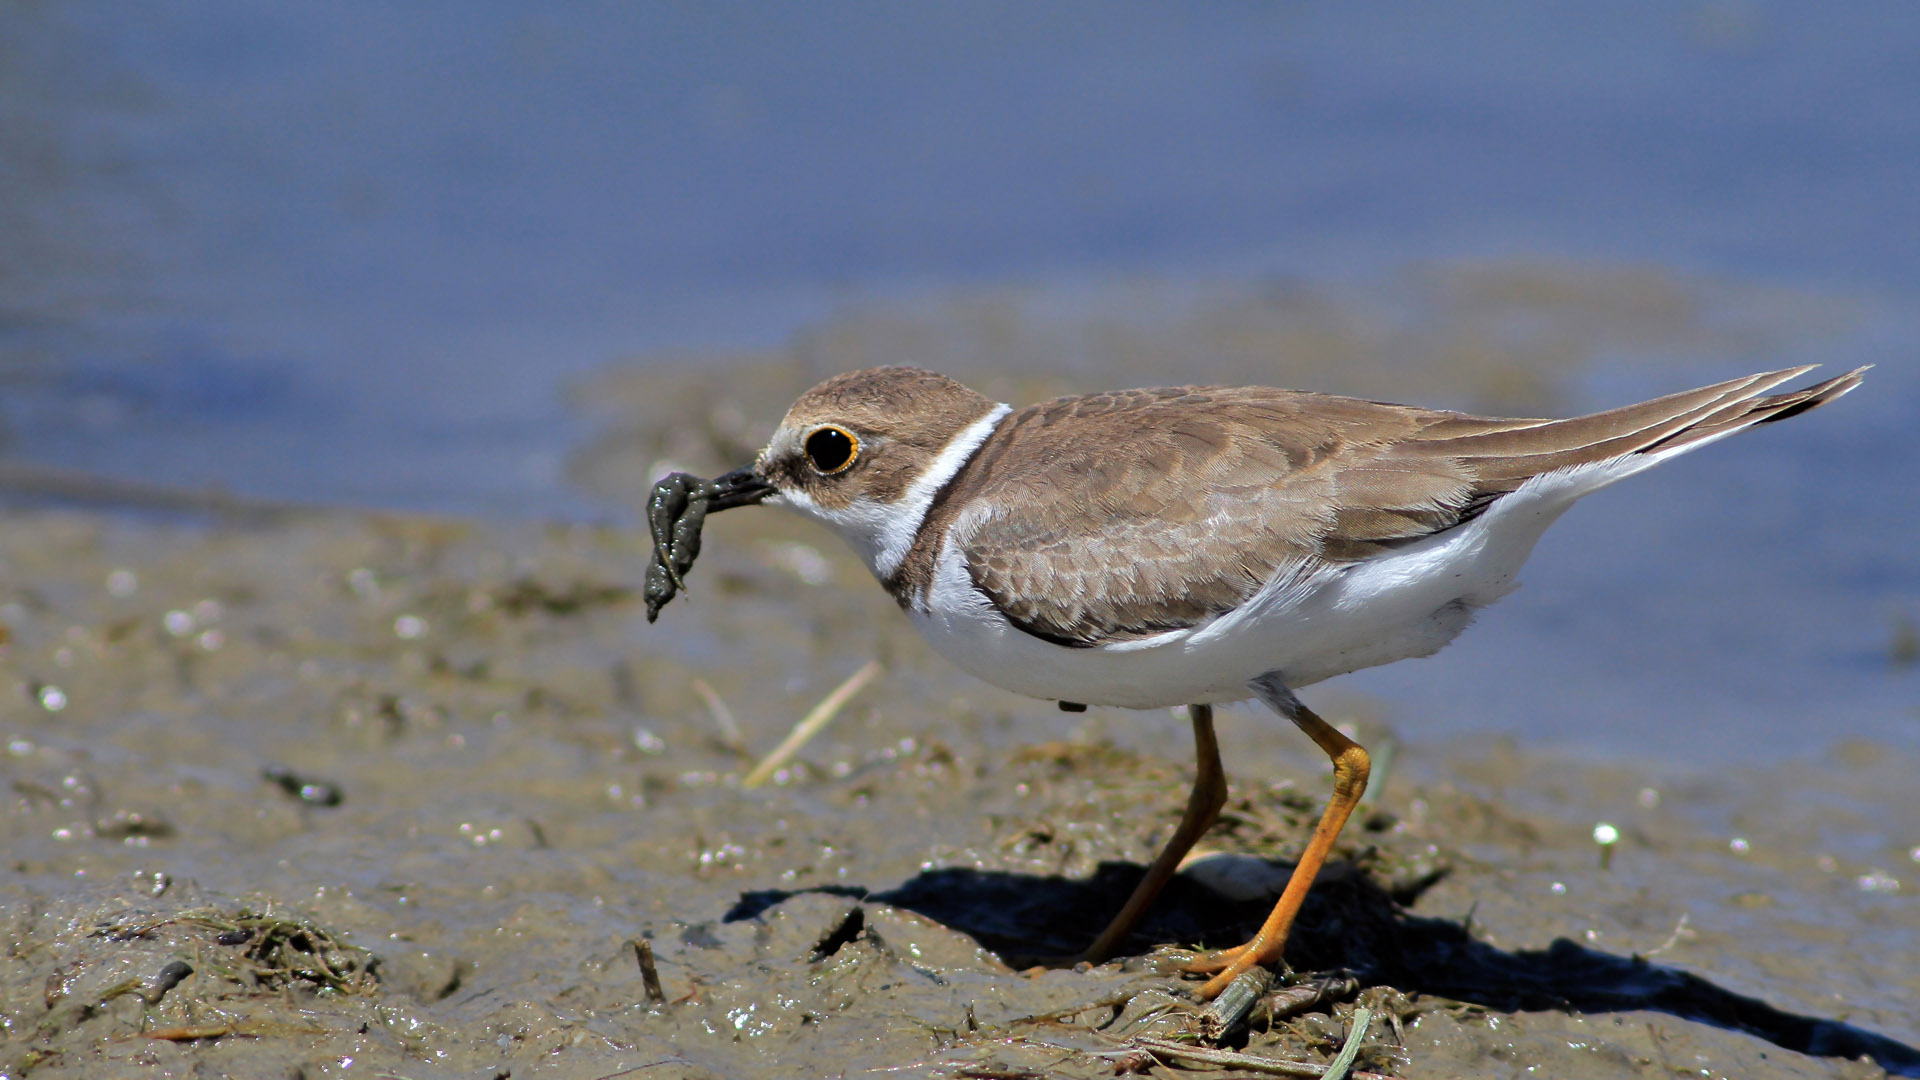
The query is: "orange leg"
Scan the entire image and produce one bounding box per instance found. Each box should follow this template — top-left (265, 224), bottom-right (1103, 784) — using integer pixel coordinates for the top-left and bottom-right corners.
top-left (1079, 704), bottom-right (1227, 964)
top-left (1185, 674), bottom-right (1369, 999)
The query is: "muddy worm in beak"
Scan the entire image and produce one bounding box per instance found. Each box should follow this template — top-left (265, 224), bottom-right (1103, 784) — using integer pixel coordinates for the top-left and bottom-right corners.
top-left (644, 467), bottom-right (773, 622)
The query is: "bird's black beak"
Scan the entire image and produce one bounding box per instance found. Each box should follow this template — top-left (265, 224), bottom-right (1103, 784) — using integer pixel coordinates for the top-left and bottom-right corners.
top-left (705, 466), bottom-right (775, 511)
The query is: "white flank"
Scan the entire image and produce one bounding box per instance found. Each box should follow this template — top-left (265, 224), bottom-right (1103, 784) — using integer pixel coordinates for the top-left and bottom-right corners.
top-left (774, 403), bottom-right (1011, 579)
top-left (908, 445), bottom-right (1711, 709)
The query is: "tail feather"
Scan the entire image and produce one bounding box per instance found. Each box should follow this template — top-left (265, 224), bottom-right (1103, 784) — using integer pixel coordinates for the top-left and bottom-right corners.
top-left (1320, 364), bottom-right (1866, 563)
top-left (1397, 365), bottom-right (1866, 492)
top-left (1408, 367), bottom-right (1805, 455)
top-left (1645, 365), bottom-right (1868, 455)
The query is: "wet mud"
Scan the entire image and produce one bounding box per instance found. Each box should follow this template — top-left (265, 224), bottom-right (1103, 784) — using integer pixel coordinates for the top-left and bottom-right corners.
top-left (0, 499), bottom-right (1914, 1079)
top-left (1, 266), bottom-right (1913, 1077)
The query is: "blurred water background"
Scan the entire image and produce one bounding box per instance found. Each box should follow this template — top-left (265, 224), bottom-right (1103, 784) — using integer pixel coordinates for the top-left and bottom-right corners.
top-left (3, 1), bottom-right (1916, 759)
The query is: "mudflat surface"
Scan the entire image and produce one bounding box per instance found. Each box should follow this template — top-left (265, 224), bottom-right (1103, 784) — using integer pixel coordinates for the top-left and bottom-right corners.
top-left (2, 504), bottom-right (1915, 1079)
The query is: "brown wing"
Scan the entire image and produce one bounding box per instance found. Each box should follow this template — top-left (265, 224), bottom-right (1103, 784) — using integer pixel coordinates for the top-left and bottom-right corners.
top-left (933, 367), bottom-right (1862, 647)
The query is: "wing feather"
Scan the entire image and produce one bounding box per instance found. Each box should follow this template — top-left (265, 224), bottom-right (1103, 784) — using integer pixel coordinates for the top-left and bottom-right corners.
top-left (934, 368), bottom-right (1862, 647)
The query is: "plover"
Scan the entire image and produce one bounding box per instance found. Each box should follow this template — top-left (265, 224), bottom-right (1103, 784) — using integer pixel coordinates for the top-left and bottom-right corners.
top-left (682, 363), bottom-right (1865, 996)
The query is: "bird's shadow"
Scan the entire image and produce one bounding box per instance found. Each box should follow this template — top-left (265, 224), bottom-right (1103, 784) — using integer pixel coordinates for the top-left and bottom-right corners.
top-left (726, 861), bottom-right (1920, 1077)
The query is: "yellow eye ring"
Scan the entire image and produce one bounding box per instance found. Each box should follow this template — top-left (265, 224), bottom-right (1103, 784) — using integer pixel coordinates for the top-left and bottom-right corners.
top-left (803, 425), bottom-right (860, 474)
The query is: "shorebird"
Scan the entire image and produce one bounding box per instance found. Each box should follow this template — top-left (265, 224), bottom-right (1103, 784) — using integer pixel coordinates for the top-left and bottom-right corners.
top-left (680, 363), bottom-right (1864, 996)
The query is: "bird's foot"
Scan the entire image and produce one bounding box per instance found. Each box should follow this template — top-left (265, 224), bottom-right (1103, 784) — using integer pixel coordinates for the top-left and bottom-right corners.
top-left (1178, 935), bottom-right (1290, 999)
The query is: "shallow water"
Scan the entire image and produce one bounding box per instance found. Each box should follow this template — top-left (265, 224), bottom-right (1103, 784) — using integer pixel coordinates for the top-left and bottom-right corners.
top-left (4, 2), bottom-right (1917, 760)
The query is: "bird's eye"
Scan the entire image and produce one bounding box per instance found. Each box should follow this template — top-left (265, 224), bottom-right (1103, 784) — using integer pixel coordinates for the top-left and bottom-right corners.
top-left (803, 426), bottom-right (859, 474)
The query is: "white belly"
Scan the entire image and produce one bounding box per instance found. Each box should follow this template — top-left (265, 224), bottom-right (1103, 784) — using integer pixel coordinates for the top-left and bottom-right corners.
top-left (907, 458), bottom-right (1642, 707)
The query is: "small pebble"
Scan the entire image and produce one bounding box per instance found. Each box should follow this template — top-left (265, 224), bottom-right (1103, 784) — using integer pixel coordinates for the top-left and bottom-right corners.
top-left (263, 766), bottom-right (344, 807)
top-left (150, 960), bottom-right (193, 998)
